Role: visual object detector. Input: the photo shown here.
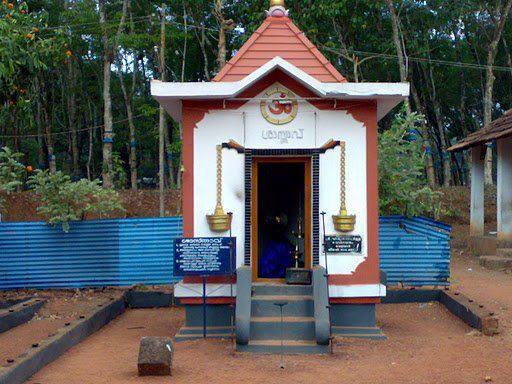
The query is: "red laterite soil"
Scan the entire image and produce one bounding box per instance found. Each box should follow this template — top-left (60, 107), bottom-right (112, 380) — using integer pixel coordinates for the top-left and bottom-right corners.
top-left (26, 301), bottom-right (512, 384)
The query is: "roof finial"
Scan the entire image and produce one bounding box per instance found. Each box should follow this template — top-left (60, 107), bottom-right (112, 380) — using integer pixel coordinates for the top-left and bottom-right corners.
top-left (267, 0), bottom-right (288, 18)
top-left (270, 0), bottom-right (285, 6)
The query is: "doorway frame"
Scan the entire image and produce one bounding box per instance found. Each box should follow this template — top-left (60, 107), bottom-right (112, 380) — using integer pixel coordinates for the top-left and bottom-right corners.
top-left (251, 156), bottom-right (312, 282)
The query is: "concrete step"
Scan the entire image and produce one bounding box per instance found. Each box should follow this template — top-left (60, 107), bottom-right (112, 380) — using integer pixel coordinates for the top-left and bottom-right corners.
top-left (251, 295), bottom-right (314, 317)
top-left (174, 333), bottom-right (232, 342)
top-left (496, 248), bottom-right (512, 258)
top-left (332, 326), bottom-right (386, 340)
top-left (250, 316), bottom-right (315, 340)
top-left (252, 284), bottom-right (312, 296)
top-left (479, 255), bottom-right (512, 271)
top-left (174, 326), bottom-right (233, 342)
top-left (237, 340), bottom-right (329, 355)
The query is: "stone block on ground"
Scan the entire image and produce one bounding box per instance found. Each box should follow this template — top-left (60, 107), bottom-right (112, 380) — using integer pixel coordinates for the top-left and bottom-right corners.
top-left (138, 336), bottom-right (173, 376)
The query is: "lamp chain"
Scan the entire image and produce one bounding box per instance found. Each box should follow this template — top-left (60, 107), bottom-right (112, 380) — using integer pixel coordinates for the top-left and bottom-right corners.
top-left (216, 144), bottom-right (223, 211)
top-left (340, 141), bottom-right (346, 213)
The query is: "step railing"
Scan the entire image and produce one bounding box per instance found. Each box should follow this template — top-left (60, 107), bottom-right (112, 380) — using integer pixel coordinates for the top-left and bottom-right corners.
top-left (312, 265), bottom-right (330, 345)
top-left (235, 266), bottom-right (252, 345)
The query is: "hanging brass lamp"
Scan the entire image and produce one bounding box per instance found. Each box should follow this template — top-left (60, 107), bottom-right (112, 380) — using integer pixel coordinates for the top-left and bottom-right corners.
top-left (332, 141), bottom-right (356, 232)
top-left (206, 145), bottom-right (232, 232)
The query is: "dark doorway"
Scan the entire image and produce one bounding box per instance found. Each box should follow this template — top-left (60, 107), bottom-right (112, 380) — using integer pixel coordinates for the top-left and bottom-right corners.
top-left (256, 161), bottom-right (307, 279)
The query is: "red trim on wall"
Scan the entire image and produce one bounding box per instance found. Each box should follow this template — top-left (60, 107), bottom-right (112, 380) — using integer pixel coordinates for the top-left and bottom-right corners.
top-left (330, 297), bottom-right (381, 304)
top-left (181, 103), bottom-right (207, 237)
top-left (179, 297), bottom-right (235, 305)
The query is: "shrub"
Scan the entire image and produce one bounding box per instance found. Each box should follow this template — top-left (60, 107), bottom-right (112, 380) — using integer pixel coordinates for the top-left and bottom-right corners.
top-left (29, 170), bottom-right (125, 231)
top-left (378, 111), bottom-right (443, 218)
top-left (0, 146), bottom-right (25, 210)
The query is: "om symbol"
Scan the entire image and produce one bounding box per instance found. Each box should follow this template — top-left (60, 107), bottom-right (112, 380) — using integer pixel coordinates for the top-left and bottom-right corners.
top-left (260, 86), bottom-right (298, 125)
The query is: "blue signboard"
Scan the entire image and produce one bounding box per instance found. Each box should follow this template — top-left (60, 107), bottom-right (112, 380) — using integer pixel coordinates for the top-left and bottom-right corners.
top-left (173, 237), bottom-right (236, 277)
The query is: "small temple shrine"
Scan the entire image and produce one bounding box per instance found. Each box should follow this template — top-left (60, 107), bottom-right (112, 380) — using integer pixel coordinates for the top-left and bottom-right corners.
top-left (152, 0), bottom-right (409, 353)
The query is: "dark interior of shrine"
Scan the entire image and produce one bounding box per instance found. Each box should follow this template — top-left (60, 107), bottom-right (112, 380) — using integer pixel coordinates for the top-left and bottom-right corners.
top-left (257, 162), bottom-right (305, 278)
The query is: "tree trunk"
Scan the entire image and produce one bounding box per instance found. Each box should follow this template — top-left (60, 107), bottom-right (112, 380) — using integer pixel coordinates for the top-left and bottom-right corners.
top-left (64, 0), bottom-right (79, 177)
top-left (386, 0), bottom-right (440, 186)
top-left (503, 37), bottom-right (512, 78)
top-left (158, 3), bottom-right (167, 217)
top-left (117, 57), bottom-right (138, 190)
top-left (86, 101), bottom-right (95, 180)
top-left (459, 67), bottom-right (471, 185)
top-left (99, 0), bottom-right (113, 188)
top-left (411, 83), bottom-right (436, 187)
top-left (483, 0), bottom-right (512, 185)
top-left (39, 75), bottom-right (57, 174)
top-left (181, 5), bottom-right (188, 82)
top-left (34, 81), bottom-right (45, 170)
top-left (99, 0), bottom-right (128, 189)
top-left (67, 60), bottom-right (79, 178)
top-left (125, 91), bottom-right (138, 190)
top-left (42, 100), bottom-right (56, 174)
top-left (385, 0), bottom-right (411, 113)
top-left (195, 23), bottom-right (211, 81)
top-left (426, 64), bottom-right (451, 187)
top-left (213, 0), bottom-right (235, 72)
top-left (164, 123), bottom-right (175, 187)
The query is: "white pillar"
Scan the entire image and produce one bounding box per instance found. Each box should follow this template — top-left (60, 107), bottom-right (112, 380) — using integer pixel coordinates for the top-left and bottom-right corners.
top-left (497, 137), bottom-right (512, 243)
top-left (470, 145), bottom-right (485, 237)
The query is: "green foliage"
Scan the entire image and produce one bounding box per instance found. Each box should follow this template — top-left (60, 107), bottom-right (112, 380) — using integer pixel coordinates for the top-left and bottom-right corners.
top-left (378, 111), bottom-right (443, 218)
top-left (0, 1), bottom-right (65, 104)
top-left (29, 170), bottom-right (124, 232)
top-left (0, 146), bottom-right (25, 209)
top-left (111, 152), bottom-right (127, 189)
top-left (0, 0), bottom-right (510, 188)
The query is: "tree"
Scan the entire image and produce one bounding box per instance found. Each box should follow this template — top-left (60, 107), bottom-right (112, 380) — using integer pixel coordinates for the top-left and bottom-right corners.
top-left (0, 147), bottom-right (25, 211)
top-left (384, 0), bottom-right (444, 187)
top-left (116, 3), bottom-right (139, 190)
top-left (213, 0), bottom-right (235, 71)
top-left (482, 0), bottom-right (512, 185)
top-left (158, 3), bottom-right (166, 216)
top-left (0, 1), bottom-right (65, 174)
top-left (29, 170), bottom-right (124, 232)
top-left (99, 0), bottom-right (128, 188)
top-left (1, 0), bottom-right (512, 201)
top-left (379, 110), bottom-right (443, 218)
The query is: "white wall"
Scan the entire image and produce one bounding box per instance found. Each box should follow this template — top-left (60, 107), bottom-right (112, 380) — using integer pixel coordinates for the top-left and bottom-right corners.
top-left (193, 83), bottom-right (368, 274)
top-left (317, 111), bottom-right (367, 274)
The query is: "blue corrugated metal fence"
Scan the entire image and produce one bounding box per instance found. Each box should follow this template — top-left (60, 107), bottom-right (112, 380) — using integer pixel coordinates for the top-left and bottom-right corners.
top-left (0, 217), bottom-right (182, 289)
top-left (379, 216), bottom-right (451, 286)
top-left (0, 216), bottom-right (450, 289)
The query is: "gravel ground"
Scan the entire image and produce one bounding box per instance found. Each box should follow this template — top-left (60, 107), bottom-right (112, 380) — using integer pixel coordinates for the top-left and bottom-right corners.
top-left (26, 301), bottom-right (512, 384)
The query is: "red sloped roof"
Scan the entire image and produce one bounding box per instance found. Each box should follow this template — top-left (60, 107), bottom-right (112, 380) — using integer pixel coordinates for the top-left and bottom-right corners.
top-left (213, 16), bottom-right (346, 83)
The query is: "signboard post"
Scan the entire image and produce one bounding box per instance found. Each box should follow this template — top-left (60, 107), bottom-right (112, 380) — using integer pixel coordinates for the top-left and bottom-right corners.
top-left (202, 275), bottom-right (207, 338)
top-left (173, 237), bottom-right (236, 338)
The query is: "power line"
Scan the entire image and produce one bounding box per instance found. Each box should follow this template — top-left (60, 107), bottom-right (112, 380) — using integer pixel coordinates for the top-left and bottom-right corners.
top-left (41, 14), bottom-right (222, 33)
top-left (0, 114), bottom-right (146, 139)
top-left (41, 15), bottom-right (153, 31)
top-left (47, 14), bottom-right (512, 73)
top-left (322, 46), bottom-right (512, 73)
